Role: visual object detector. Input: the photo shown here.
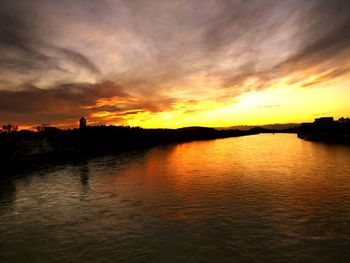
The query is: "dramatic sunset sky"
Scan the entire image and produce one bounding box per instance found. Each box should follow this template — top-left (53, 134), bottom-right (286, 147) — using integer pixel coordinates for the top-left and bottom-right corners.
top-left (0, 0), bottom-right (349, 129)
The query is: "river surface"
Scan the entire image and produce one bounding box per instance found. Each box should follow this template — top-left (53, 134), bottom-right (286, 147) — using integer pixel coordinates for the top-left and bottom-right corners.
top-left (1, 134), bottom-right (350, 262)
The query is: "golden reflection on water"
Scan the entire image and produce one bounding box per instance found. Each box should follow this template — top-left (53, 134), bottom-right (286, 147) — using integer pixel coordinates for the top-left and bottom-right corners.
top-left (108, 134), bottom-right (350, 226)
top-left (1, 134), bottom-right (350, 262)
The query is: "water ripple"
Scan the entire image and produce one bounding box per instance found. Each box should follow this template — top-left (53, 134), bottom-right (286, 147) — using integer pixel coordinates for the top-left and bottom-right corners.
top-left (1, 134), bottom-right (350, 262)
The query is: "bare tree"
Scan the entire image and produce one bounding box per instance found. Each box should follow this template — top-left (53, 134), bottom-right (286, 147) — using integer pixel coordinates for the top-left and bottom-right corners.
top-left (36, 124), bottom-right (51, 132)
top-left (1, 124), bottom-right (18, 133)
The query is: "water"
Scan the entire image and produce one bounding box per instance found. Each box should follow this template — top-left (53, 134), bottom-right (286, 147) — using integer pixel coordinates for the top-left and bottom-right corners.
top-left (1, 134), bottom-right (350, 262)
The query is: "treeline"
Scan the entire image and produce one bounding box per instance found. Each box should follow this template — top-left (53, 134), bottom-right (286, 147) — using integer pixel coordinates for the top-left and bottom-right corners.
top-left (0, 125), bottom-right (261, 173)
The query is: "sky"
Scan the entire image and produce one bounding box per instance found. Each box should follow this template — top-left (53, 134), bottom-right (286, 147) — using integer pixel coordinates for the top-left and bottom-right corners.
top-left (0, 0), bottom-right (349, 129)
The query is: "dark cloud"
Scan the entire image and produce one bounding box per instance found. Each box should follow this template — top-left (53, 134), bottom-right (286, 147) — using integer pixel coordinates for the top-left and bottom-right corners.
top-left (0, 80), bottom-right (175, 126)
top-left (221, 0), bottom-right (350, 91)
top-left (0, 12), bottom-right (59, 73)
top-left (58, 48), bottom-right (100, 75)
top-left (0, 81), bottom-right (123, 123)
top-left (0, 1), bottom-right (100, 87)
top-left (116, 110), bottom-right (145, 116)
top-left (275, 3), bottom-right (350, 72)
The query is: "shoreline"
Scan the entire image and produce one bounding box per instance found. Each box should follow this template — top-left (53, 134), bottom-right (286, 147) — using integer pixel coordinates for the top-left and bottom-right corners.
top-left (1, 126), bottom-right (266, 175)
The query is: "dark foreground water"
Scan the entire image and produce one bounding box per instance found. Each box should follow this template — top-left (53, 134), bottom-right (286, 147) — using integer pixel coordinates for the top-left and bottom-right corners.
top-left (1, 134), bottom-right (350, 262)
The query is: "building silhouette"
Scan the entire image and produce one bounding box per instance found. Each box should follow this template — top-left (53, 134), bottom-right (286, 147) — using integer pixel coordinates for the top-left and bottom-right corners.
top-left (80, 117), bottom-right (87, 129)
top-left (314, 117), bottom-right (334, 125)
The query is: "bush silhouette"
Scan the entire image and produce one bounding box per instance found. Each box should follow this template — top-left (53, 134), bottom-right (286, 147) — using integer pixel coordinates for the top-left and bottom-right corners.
top-left (1, 124), bottom-right (18, 133)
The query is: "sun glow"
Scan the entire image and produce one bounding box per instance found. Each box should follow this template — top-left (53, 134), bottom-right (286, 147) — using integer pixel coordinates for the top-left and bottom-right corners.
top-left (106, 75), bottom-right (350, 129)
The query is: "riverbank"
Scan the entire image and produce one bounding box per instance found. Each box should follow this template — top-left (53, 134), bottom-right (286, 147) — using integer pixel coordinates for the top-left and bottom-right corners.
top-left (1, 126), bottom-right (263, 174)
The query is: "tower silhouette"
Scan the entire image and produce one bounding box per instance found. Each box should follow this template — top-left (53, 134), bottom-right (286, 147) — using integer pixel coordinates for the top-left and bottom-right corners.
top-left (80, 117), bottom-right (87, 129)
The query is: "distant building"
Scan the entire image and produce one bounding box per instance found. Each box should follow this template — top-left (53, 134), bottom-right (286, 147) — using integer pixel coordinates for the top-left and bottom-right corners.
top-left (80, 117), bottom-right (87, 129)
top-left (298, 116), bottom-right (350, 142)
top-left (339, 117), bottom-right (350, 125)
top-left (314, 117), bottom-right (334, 125)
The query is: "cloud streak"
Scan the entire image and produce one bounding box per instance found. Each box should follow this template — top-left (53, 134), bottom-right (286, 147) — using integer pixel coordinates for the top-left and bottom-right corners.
top-left (0, 81), bottom-right (178, 127)
top-left (0, 1), bottom-right (100, 89)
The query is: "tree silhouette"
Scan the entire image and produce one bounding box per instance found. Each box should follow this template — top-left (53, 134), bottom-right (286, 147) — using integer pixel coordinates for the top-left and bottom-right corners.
top-left (1, 124), bottom-right (18, 133)
top-left (36, 124), bottom-right (51, 132)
